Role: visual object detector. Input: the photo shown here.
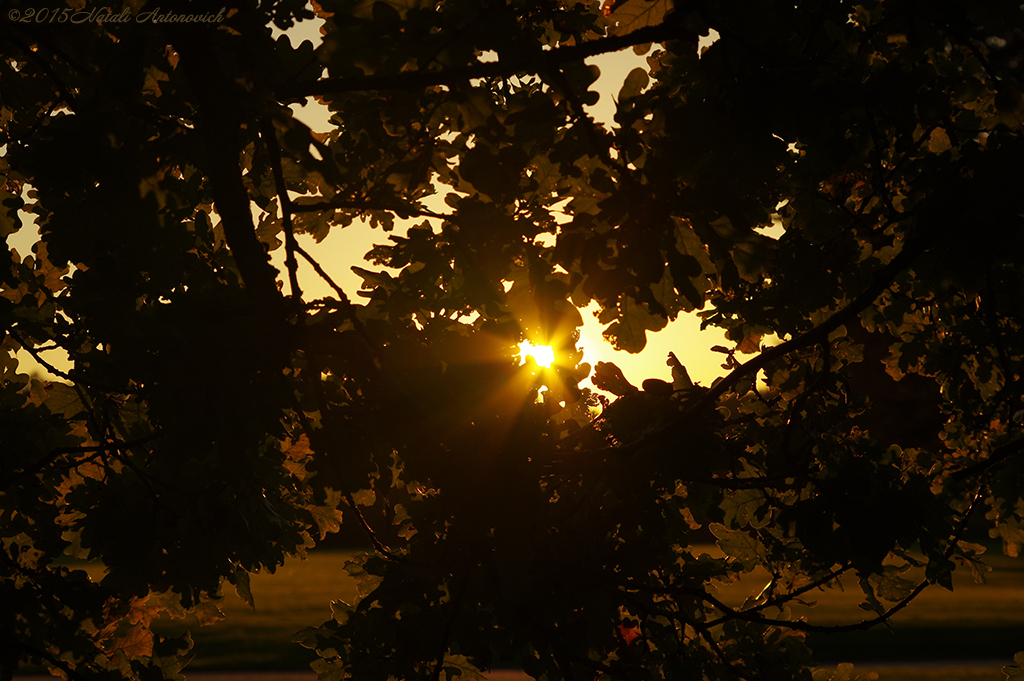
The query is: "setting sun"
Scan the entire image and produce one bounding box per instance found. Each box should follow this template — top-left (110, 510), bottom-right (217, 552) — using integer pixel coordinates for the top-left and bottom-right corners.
top-left (518, 341), bottom-right (556, 368)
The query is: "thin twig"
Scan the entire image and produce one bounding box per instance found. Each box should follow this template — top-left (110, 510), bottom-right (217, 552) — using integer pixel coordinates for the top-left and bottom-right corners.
top-left (983, 270), bottom-right (1014, 386)
top-left (951, 436), bottom-right (1024, 481)
top-left (706, 486), bottom-right (986, 632)
top-left (8, 328), bottom-right (76, 384)
top-left (293, 244), bottom-right (381, 362)
top-left (12, 640), bottom-right (90, 681)
top-left (548, 631), bottom-right (580, 681)
top-left (753, 563), bottom-right (854, 614)
top-left (291, 400), bottom-right (399, 560)
top-left (290, 196), bottom-right (452, 220)
top-left (263, 118), bottom-right (394, 556)
top-left (0, 434), bottom-right (160, 491)
top-left (3, 33), bottom-right (79, 110)
top-left (694, 620), bottom-right (754, 681)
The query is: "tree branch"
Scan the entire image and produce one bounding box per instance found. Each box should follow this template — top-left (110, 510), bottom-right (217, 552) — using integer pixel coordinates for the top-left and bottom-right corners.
top-left (7, 312), bottom-right (129, 397)
top-left (752, 563), bottom-right (853, 615)
top-left (0, 434), bottom-right (159, 492)
top-left (277, 15), bottom-right (687, 100)
top-left (2, 33), bottom-right (78, 111)
top-left (12, 639), bottom-right (90, 681)
top-left (293, 244), bottom-right (381, 362)
top-left (260, 117), bottom-right (303, 302)
top-left (548, 629), bottom-right (581, 681)
top-left (8, 328), bottom-right (76, 384)
top-left (689, 244), bottom-right (924, 416)
top-left (291, 403), bottom-right (399, 560)
top-left (584, 236), bottom-right (930, 461)
top-left (290, 196), bottom-right (452, 220)
top-left (166, 26), bottom-right (283, 310)
top-left (951, 436), bottom-right (1024, 481)
top-left (706, 486), bottom-right (986, 633)
top-left (694, 620), bottom-right (755, 681)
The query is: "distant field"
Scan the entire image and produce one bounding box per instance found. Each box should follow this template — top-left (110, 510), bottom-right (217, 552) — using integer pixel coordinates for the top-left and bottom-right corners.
top-left (38, 546), bottom-right (1024, 679)
top-left (153, 550), bottom-right (366, 671)
top-left (826, 666), bottom-right (1006, 681)
top-left (706, 545), bottom-right (1024, 667)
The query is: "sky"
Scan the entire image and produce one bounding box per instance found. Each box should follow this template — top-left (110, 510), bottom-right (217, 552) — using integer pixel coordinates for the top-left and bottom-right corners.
top-left (7, 12), bottom-right (733, 391)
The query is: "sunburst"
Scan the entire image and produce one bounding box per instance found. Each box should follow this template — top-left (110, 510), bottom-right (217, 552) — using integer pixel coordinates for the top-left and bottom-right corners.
top-left (518, 340), bottom-right (555, 368)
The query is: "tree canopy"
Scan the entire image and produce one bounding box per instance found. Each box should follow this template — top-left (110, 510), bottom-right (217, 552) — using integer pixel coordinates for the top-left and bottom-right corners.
top-left (2, 0), bottom-right (1024, 679)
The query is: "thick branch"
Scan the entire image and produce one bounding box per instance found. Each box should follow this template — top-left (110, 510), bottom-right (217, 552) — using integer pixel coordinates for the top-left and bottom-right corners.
top-left (166, 26), bottom-right (282, 309)
top-left (687, 244), bottom-right (923, 417)
top-left (277, 14), bottom-right (686, 100)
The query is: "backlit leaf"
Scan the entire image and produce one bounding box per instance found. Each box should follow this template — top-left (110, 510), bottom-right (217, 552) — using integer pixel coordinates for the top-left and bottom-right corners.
top-left (106, 625), bottom-right (154, 666)
top-left (604, 0), bottom-right (672, 35)
top-left (307, 488), bottom-right (346, 540)
top-left (234, 566), bottom-right (255, 610)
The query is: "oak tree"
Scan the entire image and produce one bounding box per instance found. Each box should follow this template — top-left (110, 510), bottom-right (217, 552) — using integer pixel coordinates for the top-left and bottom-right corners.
top-left (2, 0), bottom-right (1024, 679)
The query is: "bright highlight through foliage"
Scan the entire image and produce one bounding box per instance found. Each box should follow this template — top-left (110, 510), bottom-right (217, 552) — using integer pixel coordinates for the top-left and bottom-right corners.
top-left (518, 341), bottom-right (555, 368)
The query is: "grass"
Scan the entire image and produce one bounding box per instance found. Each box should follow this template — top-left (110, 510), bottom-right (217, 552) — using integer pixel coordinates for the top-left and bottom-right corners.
top-left (45, 546), bottom-right (1024, 679)
top-left (825, 666), bottom-right (1007, 681)
top-left (157, 551), bottom-right (365, 670)
top-left (707, 547), bottom-right (1024, 664)
top-left (66, 551), bottom-right (363, 670)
